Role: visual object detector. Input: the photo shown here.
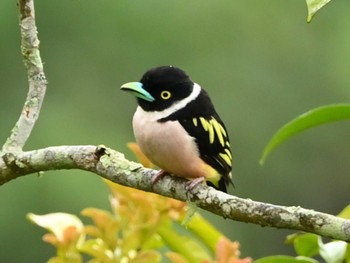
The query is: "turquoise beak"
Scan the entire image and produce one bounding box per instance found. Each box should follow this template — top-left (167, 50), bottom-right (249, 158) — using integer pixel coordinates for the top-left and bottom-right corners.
top-left (120, 82), bottom-right (155, 102)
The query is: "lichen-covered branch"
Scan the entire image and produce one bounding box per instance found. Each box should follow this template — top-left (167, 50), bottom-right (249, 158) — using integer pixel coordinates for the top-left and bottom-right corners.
top-left (2, 0), bottom-right (47, 152)
top-left (1, 145), bottom-right (350, 243)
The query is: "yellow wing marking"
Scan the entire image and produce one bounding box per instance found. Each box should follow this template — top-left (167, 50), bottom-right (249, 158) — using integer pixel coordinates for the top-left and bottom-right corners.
top-left (225, 148), bottom-right (232, 160)
top-left (219, 153), bottom-right (232, 166)
top-left (208, 120), bottom-right (215, 144)
top-left (211, 119), bottom-right (225, 146)
top-left (199, 116), bottom-right (228, 145)
top-left (199, 117), bottom-right (209, 131)
top-left (192, 117), bottom-right (198, 127)
top-left (218, 121), bottom-right (227, 137)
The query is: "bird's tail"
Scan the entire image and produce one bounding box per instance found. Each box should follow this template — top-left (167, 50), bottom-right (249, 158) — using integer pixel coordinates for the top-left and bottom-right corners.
top-left (208, 172), bottom-right (234, 193)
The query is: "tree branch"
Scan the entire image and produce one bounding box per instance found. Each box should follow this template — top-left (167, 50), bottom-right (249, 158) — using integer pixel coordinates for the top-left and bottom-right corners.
top-left (1, 145), bottom-right (349, 243)
top-left (2, 0), bottom-right (47, 152)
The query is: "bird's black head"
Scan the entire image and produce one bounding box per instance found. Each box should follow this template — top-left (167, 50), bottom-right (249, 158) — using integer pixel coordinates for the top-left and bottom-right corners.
top-left (121, 66), bottom-right (194, 112)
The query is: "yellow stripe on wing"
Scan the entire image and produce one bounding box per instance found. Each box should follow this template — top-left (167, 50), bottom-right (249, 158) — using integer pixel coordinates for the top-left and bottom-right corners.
top-left (219, 153), bottom-right (232, 166)
top-left (211, 119), bottom-right (225, 146)
top-left (192, 117), bottom-right (198, 127)
top-left (208, 120), bottom-right (215, 144)
top-left (198, 116), bottom-right (228, 146)
top-left (199, 117), bottom-right (209, 131)
top-left (193, 116), bottom-right (232, 171)
top-left (225, 148), bottom-right (232, 160)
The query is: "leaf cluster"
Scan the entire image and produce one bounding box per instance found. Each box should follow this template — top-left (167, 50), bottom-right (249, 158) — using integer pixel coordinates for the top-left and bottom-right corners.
top-left (27, 181), bottom-right (251, 263)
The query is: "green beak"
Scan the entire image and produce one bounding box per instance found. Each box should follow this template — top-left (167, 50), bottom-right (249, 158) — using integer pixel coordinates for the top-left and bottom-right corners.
top-left (120, 82), bottom-right (155, 102)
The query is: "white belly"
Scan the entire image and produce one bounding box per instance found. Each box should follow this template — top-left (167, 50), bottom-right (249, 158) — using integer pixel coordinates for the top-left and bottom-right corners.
top-left (132, 106), bottom-right (210, 178)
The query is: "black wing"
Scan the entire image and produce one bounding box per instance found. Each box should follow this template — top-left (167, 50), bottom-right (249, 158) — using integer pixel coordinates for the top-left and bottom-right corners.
top-left (179, 113), bottom-right (233, 191)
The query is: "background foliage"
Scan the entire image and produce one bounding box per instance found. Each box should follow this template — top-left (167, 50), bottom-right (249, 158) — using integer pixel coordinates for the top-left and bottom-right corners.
top-left (1, 0), bottom-right (350, 262)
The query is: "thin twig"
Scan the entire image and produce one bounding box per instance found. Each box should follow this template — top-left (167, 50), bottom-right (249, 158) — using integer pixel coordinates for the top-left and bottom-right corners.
top-left (2, 0), bottom-right (47, 152)
top-left (0, 145), bottom-right (349, 243)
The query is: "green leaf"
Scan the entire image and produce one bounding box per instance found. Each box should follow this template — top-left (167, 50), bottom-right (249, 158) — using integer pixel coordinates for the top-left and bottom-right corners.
top-left (130, 250), bottom-right (162, 263)
top-left (141, 233), bottom-right (164, 250)
top-left (345, 245), bottom-right (350, 263)
top-left (306, 0), bottom-right (332, 23)
top-left (79, 238), bottom-right (115, 261)
top-left (292, 233), bottom-right (320, 257)
top-left (254, 255), bottom-right (319, 263)
top-left (157, 224), bottom-right (211, 263)
top-left (260, 104), bottom-right (350, 165)
top-left (186, 213), bottom-right (222, 252)
top-left (337, 204), bottom-right (350, 220)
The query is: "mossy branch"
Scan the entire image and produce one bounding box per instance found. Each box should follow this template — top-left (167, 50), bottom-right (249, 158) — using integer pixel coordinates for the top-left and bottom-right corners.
top-left (1, 145), bottom-right (350, 243)
top-left (1, 0), bottom-right (47, 153)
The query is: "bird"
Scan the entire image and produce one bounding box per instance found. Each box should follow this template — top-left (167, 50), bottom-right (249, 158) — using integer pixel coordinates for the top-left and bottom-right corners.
top-left (120, 65), bottom-right (233, 193)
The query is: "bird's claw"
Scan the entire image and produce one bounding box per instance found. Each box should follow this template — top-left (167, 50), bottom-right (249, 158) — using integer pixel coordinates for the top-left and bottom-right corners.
top-left (151, 169), bottom-right (168, 184)
top-left (185, 177), bottom-right (205, 191)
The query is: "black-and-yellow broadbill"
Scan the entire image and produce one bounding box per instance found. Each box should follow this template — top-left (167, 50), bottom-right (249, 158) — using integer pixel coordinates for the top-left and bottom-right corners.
top-left (121, 66), bottom-right (233, 192)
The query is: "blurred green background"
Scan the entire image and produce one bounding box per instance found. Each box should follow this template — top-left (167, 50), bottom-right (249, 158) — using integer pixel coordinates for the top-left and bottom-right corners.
top-left (1, 0), bottom-right (350, 261)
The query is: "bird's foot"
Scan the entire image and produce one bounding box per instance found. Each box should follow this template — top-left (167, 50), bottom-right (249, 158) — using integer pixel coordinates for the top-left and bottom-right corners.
top-left (185, 177), bottom-right (205, 191)
top-left (151, 169), bottom-right (168, 184)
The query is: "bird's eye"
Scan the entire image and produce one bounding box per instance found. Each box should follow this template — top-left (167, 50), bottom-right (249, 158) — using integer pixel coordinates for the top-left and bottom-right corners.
top-left (160, 90), bottom-right (172, 100)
